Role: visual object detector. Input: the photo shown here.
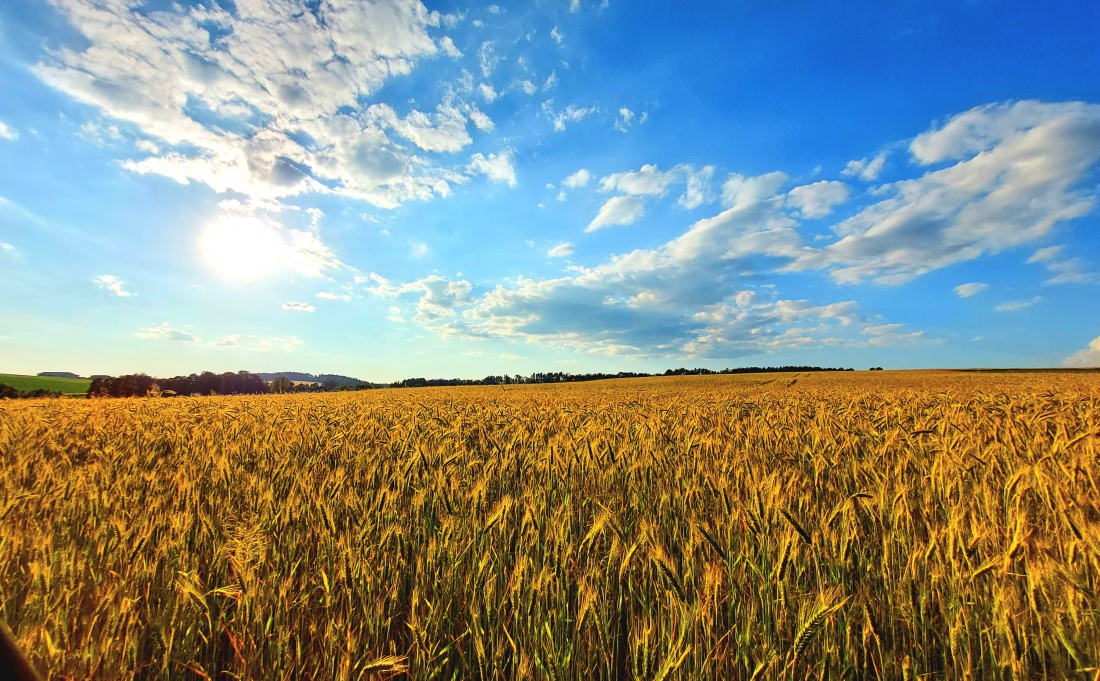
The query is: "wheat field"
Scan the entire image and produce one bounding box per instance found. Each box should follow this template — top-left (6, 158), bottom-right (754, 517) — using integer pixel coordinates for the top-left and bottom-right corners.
top-left (1, 371), bottom-right (1098, 680)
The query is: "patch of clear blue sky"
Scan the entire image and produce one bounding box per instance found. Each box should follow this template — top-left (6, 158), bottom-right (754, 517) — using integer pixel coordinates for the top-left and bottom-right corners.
top-left (1, 0), bottom-right (1098, 380)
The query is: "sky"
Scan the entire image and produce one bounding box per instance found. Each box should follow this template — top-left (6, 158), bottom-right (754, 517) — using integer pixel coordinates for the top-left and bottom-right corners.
top-left (1, 0), bottom-right (1099, 382)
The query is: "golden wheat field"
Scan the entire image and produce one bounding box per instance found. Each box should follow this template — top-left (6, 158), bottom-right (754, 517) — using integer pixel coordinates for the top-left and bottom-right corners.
top-left (1, 370), bottom-right (1099, 680)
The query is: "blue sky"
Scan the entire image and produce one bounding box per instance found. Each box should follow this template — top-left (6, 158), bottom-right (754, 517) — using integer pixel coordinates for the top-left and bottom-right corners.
top-left (2, 0), bottom-right (1099, 381)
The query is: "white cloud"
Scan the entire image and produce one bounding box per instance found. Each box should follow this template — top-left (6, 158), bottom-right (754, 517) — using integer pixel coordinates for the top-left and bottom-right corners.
top-left (1039, 258), bottom-right (1091, 284)
top-left (548, 242), bottom-right (576, 257)
top-left (316, 292), bottom-right (352, 301)
top-left (364, 273), bottom-right (472, 322)
top-left (679, 166), bottom-right (715, 210)
top-left (791, 101), bottom-right (1100, 285)
top-left (995, 297), bottom-right (1041, 312)
top-left (438, 35), bottom-right (461, 58)
top-left (861, 323), bottom-right (925, 346)
top-left (1026, 245), bottom-right (1093, 284)
top-left (515, 79), bottom-right (538, 95)
top-left (282, 301), bottom-right (317, 312)
top-left (469, 150), bottom-right (517, 187)
top-left (543, 100), bottom-right (597, 131)
top-left (31, 0), bottom-right (477, 209)
top-left (466, 109), bottom-right (493, 132)
top-left (954, 282), bottom-right (988, 298)
top-left (479, 83), bottom-right (498, 102)
top-left (615, 107), bottom-right (635, 132)
top-left (411, 242), bottom-right (429, 258)
top-left (79, 120), bottom-right (123, 146)
top-left (841, 153), bottom-right (886, 181)
top-left (1064, 336), bottom-right (1100, 367)
top-left (586, 195), bottom-right (646, 232)
top-left (551, 26), bottom-right (564, 44)
top-left (0, 242), bottom-right (15, 253)
top-left (569, 0), bottom-right (582, 13)
top-left (0, 121), bottom-right (18, 141)
top-left (363, 171), bottom-right (909, 359)
top-left (479, 41), bottom-right (501, 77)
top-left (136, 323), bottom-right (200, 342)
top-left (368, 103), bottom-right (471, 153)
top-left (93, 274), bottom-right (135, 297)
top-left (1027, 246), bottom-right (1062, 263)
top-left (600, 164), bottom-right (678, 196)
top-left (786, 180), bottom-right (850, 218)
top-left (211, 334), bottom-right (302, 351)
top-left (563, 168), bottom-right (591, 189)
top-left (721, 172), bottom-right (788, 209)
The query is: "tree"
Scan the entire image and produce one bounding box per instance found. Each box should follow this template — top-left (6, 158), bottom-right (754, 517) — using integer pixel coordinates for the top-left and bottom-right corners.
top-left (270, 376), bottom-right (294, 393)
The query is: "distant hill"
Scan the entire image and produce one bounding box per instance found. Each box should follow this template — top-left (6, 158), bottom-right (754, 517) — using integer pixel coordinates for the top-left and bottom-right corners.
top-left (258, 372), bottom-right (368, 387)
top-left (1, 373), bottom-right (91, 395)
top-left (38, 371), bottom-right (82, 378)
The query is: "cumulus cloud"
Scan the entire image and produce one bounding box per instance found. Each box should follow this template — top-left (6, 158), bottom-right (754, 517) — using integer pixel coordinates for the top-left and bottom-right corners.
top-left (791, 101), bottom-right (1100, 284)
top-left (679, 166), bottom-right (715, 210)
top-left (316, 292), bottom-right (352, 301)
top-left (136, 323), bottom-right (200, 342)
top-left (548, 242), bottom-right (576, 257)
top-left (438, 35), bottom-right (461, 58)
top-left (551, 26), bottom-right (564, 44)
top-left (954, 282), bottom-right (988, 298)
top-left (600, 164), bottom-right (678, 196)
top-left (282, 301), bottom-right (317, 312)
top-left (364, 273), bottom-right (472, 322)
top-left (841, 154), bottom-right (886, 181)
top-left (786, 180), bottom-right (850, 218)
top-left (563, 168), bottom-right (591, 189)
top-left (32, 0), bottom-right (476, 208)
top-left (368, 171), bottom-right (910, 358)
top-left (1064, 336), bottom-right (1100, 367)
top-left (468, 109), bottom-right (494, 132)
top-left (586, 195), bottom-right (646, 232)
top-left (0, 121), bottom-right (17, 141)
top-left (93, 274), bottom-right (135, 297)
top-left (469, 150), bottom-right (517, 186)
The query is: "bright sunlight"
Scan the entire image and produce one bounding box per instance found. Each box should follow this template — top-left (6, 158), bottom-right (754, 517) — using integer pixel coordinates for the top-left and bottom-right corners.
top-left (199, 216), bottom-right (288, 281)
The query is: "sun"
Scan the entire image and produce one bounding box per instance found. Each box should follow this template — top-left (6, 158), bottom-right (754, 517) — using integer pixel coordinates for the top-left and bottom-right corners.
top-left (199, 216), bottom-right (287, 280)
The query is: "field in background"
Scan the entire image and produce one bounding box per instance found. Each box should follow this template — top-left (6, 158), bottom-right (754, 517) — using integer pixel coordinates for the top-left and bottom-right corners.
top-left (0, 373), bottom-right (91, 395)
top-left (2, 371), bottom-right (1098, 679)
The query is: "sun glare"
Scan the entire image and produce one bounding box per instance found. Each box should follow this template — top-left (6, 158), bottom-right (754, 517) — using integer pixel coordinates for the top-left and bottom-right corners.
top-left (199, 216), bottom-right (287, 280)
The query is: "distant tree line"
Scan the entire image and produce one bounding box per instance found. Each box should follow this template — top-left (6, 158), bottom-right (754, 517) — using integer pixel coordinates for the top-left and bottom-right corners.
top-left (0, 383), bottom-right (62, 399)
top-left (88, 371), bottom-right (376, 398)
top-left (83, 364), bottom-right (860, 397)
top-left (391, 366), bottom-right (854, 388)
